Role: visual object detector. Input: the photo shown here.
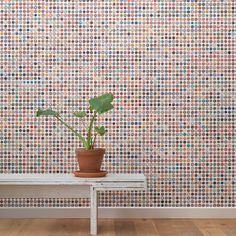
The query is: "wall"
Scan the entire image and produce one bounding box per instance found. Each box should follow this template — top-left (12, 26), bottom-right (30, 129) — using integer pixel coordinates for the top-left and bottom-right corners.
top-left (0, 1), bottom-right (234, 208)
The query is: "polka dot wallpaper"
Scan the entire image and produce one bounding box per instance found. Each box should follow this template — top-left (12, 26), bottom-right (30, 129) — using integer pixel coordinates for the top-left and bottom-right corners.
top-left (0, 1), bottom-right (235, 207)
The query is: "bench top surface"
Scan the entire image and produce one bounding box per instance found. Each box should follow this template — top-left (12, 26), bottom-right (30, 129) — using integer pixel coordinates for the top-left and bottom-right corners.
top-left (0, 174), bottom-right (146, 185)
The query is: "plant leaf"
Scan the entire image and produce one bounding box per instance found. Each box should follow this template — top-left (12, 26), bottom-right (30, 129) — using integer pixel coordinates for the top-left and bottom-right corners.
top-left (36, 109), bottom-right (59, 117)
top-left (95, 126), bottom-right (106, 136)
top-left (73, 111), bottom-right (86, 118)
top-left (89, 93), bottom-right (114, 114)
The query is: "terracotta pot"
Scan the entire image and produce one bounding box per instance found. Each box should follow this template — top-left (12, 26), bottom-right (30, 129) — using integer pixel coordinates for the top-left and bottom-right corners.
top-left (76, 148), bottom-right (105, 173)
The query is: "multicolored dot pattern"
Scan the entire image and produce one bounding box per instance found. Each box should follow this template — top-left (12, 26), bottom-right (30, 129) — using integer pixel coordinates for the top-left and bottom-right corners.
top-left (0, 1), bottom-right (235, 207)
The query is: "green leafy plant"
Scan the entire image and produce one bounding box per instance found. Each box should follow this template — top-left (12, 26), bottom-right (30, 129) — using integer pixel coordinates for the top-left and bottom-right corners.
top-left (36, 93), bottom-right (114, 150)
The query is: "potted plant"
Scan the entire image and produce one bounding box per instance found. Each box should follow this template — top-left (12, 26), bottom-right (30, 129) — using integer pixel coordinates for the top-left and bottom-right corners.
top-left (36, 93), bottom-right (114, 177)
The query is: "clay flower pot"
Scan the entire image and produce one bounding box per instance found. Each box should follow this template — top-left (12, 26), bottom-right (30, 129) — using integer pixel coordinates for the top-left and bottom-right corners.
top-left (76, 148), bottom-right (105, 174)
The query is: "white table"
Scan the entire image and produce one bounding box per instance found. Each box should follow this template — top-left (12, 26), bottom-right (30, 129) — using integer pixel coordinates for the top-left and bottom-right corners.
top-left (0, 174), bottom-right (146, 235)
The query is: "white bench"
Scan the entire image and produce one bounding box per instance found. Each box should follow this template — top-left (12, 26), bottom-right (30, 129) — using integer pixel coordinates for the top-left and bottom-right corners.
top-left (0, 174), bottom-right (146, 235)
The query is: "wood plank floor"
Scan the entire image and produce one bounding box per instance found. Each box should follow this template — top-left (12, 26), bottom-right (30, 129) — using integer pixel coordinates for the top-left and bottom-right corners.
top-left (0, 219), bottom-right (235, 236)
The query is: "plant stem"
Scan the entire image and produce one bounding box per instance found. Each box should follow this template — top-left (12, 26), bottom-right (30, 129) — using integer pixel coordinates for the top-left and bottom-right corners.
top-left (87, 111), bottom-right (97, 149)
top-left (80, 118), bottom-right (87, 131)
top-left (92, 133), bottom-right (97, 149)
top-left (56, 116), bottom-right (88, 148)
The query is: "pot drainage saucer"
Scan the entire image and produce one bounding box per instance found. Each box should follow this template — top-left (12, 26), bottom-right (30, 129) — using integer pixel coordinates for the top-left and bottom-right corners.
top-left (73, 171), bottom-right (107, 178)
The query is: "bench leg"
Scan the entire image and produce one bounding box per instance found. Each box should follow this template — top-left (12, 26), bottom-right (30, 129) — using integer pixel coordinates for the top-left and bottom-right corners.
top-left (90, 187), bottom-right (98, 235)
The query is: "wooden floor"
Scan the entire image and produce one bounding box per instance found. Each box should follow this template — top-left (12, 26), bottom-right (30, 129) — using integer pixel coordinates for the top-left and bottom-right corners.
top-left (0, 219), bottom-right (235, 236)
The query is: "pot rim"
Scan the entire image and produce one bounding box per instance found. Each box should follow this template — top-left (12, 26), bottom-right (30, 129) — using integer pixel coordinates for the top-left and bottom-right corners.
top-left (75, 148), bottom-right (105, 153)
